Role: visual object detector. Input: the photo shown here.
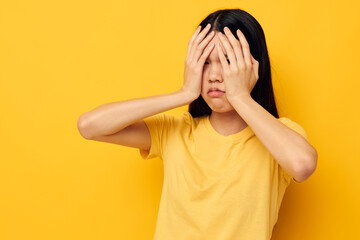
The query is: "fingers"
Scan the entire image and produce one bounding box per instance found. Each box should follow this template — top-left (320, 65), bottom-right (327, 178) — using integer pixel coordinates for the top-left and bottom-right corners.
top-left (216, 42), bottom-right (230, 73)
top-left (193, 30), bottom-right (215, 63)
top-left (223, 27), bottom-right (244, 68)
top-left (186, 25), bottom-right (202, 58)
top-left (236, 29), bottom-right (252, 67)
top-left (187, 23), bottom-right (213, 63)
top-left (218, 31), bottom-right (238, 71)
top-left (198, 42), bottom-right (216, 66)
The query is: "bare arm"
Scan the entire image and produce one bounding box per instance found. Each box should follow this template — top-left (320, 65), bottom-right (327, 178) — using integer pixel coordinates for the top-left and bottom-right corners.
top-left (77, 23), bottom-right (215, 148)
top-left (77, 89), bottom-right (195, 139)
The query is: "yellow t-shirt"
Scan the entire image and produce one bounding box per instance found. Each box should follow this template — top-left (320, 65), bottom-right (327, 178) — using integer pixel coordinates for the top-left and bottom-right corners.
top-left (139, 111), bottom-right (308, 240)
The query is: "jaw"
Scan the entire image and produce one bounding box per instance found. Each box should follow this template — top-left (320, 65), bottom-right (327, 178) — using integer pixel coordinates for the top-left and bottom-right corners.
top-left (202, 94), bottom-right (234, 112)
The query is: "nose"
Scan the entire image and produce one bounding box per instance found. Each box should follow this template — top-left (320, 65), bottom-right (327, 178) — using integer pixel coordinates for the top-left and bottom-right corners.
top-left (208, 64), bottom-right (224, 83)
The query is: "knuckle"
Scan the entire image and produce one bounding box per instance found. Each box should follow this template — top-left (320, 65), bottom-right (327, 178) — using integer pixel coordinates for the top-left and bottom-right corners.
top-left (196, 44), bottom-right (203, 51)
top-left (190, 62), bottom-right (198, 69)
top-left (193, 38), bottom-right (200, 46)
top-left (188, 61), bottom-right (196, 68)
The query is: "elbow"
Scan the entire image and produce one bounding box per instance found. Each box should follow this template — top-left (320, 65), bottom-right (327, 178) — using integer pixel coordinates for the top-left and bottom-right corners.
top-left (295, 147), bottom-right (318, 183)
top-left (77, 114), bottom-right (94, 139)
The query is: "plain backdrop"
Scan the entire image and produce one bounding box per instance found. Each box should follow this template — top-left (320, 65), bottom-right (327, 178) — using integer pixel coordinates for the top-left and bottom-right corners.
top-left (1, 0), bottom-right (359, 239)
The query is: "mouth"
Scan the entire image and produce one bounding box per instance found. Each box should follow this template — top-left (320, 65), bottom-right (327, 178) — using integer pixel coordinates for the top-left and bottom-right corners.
top-left (207, 89), bottom-right (225, 97)
top-left (207, 88), bottom-right (225, 93)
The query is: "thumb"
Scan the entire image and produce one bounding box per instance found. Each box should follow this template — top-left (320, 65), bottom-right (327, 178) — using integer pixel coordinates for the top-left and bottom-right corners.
top-left (250, 53), bottom-right (255, 64)
top-left (251, 54), bottom-right (259, 79)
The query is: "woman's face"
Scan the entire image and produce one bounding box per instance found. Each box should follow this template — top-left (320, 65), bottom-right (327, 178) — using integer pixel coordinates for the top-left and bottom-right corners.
top-left (200, 32), bottom-right (235, 113)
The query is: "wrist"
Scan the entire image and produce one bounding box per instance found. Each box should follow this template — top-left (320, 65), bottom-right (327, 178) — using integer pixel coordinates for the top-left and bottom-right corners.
top-left (227, 93), bottom-right (252, 103)
top-left (178, 89), bottom-right (198, 103)
top-left (178, 88), bottom-right (198, 102)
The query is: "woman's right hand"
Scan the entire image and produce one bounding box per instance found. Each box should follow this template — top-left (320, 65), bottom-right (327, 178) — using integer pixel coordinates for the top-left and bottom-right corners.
top-left (181, 23), bottom-right (216, 100)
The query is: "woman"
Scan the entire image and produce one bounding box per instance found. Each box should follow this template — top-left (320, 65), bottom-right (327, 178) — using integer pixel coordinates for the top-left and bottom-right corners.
top-left (77, 8), bottom-right (318, 240)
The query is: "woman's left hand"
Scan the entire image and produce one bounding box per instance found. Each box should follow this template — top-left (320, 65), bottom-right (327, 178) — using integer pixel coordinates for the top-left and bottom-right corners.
top-left (217, 27), bottom-right (259, 101)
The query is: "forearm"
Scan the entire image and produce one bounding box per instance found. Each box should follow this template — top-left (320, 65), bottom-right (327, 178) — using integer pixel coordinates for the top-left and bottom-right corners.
top-left (77, 89), bottom-right (194, 138)
top-left (228, 94), bottom-right (317, 179)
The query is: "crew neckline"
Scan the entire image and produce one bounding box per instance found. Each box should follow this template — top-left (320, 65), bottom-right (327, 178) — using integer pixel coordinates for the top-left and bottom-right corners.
top-left (203, 114), bottom-right (253, 142)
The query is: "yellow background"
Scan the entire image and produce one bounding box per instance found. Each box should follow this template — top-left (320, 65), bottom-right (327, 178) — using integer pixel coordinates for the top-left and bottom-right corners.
top-left (1, 0), bottom-right (359, 239)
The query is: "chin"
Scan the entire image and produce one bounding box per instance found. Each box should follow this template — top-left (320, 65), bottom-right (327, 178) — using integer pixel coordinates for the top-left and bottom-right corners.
top-left (202, 94), bottom-right (234, 112)
top-left (210, 105), bottom-right (235, 112)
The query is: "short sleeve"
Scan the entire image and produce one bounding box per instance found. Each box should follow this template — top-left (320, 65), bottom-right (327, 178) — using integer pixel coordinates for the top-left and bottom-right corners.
top-left (139, 113), bottom-right (175, 160)
top-left (277, 117), bottom-right (309, 184)
top-left (278, 117), bottom-right (308, 141)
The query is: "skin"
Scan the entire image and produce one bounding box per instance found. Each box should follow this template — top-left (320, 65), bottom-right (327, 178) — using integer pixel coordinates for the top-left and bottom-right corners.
top-left (201, 31), bottom-right (251, 136)
top-left (187, 24), bottom-right (317, 182)
top-left (213, 26), bottom-right (317, 182)
top-left (182, 23), bottom-right (259, 137)
top-left (79, 23), bottom-right (317, 182)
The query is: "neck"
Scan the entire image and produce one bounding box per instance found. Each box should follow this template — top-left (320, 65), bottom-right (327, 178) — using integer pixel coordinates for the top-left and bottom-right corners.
top-left (209, 110), bottom-right (248, 136)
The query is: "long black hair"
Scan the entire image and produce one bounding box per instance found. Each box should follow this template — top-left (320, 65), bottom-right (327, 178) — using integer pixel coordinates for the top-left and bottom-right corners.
top-left (188, 8), bottom-right (279, 119)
